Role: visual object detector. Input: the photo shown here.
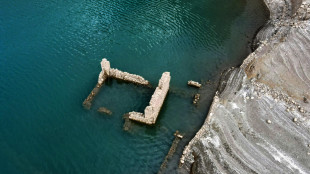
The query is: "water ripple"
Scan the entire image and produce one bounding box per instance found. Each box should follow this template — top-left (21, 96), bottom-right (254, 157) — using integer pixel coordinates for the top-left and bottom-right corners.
top-left (0, 0), bottom-right (269, 173)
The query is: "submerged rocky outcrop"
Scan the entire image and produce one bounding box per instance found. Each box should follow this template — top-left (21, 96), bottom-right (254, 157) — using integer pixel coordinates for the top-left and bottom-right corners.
top-left (179, 0), bottom-right (310, 173)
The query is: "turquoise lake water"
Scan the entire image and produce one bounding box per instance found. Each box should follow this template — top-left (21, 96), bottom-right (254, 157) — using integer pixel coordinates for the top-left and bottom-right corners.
top-left (0, 0), bottom-right (268, 173)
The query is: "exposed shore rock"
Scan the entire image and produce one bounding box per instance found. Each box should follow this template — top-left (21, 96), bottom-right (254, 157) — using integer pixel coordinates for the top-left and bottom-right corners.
top-left (179, 0), bottom-right (310, 173)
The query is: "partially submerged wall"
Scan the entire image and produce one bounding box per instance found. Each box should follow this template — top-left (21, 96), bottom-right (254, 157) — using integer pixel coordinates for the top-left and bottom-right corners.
top-left (129, 72), bottom-right (171, 125)
top-left (83, 58), bottom-right (150, 109)
top-left (109, 68), bottom-right (150, 86)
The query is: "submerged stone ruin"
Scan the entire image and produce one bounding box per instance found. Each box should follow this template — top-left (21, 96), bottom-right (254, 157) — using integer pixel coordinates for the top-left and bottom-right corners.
top-left (128, 72), bottom-right (171, 125)
top-left (187, 80), bottom-right (201, 88)
top-left (83, 58), bottom-right (171, 126)
top-left (158, 130), bottom-right (184, 174)
top-left (97, 107), bottom-right (112, 115)
top-left (83, 58), bottom-right (150, 109)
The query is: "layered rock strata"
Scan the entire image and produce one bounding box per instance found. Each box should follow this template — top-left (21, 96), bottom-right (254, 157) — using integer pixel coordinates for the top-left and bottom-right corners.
top-left (83, 58), bottom-right (150, 109)
top-left (179, 0), bottom-right (310, 173)
top-left (129, 72), bottom-right (170, 125)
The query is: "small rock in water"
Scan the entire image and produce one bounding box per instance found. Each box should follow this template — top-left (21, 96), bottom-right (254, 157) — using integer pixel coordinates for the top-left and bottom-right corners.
top-left (193, 94), bottom-right (200, 105)
top-left (97, 107), bottom-right (112, 115)
top-left (187, 80), bottom-right (202, 88)
top-left (266, 120), bottom-right (272, 124)
top-left (174, 130), bottom-right (184, 139)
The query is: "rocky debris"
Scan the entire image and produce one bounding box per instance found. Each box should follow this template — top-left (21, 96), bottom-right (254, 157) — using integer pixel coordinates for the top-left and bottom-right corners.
top-left (83, 58), bottom-right (150, 109)
top-left (179, 0), bottom-right (310, 173)
top-left (253, 81), bottom-right (308, 114)
top-left (266, 119), bottom-right (272, 124)
top-left (97, 107), bottom-right (112, 115)
top-left (294, 1), bottom-right (310, 20)
top-left (193, 94), bottom-right (200, 105)
top-left (128, 72), bottom-right (171, 125)
top-left (243, 0), bottom-right (310, 106)
top-left (187, 80), bottom-right (202, 88)
top-left (174, 130), bottom-right (184, 139)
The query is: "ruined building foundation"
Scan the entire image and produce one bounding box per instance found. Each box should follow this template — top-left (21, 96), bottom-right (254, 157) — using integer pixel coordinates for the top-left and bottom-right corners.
top-left (83, 58), bottom-right (150, 109)
top-left (128, 72), bottom-right (171, 125)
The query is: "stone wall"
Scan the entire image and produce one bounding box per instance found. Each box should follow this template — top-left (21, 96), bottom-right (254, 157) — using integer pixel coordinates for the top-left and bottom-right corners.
top-left (83, 58), bottom-right (150, 109)
top-left (129, 72), bottom-right (171, 125)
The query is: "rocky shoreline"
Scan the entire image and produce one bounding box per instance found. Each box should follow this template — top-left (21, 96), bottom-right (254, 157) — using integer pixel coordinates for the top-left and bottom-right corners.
top-left (179, 0), bottom-right (310, 173)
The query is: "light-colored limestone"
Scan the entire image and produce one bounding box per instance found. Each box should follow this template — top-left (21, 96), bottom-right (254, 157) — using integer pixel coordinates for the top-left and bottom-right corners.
top-left (187, 80), bottom-right (202, 88)
top-left (180, 0), bottom-right (310, 173)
